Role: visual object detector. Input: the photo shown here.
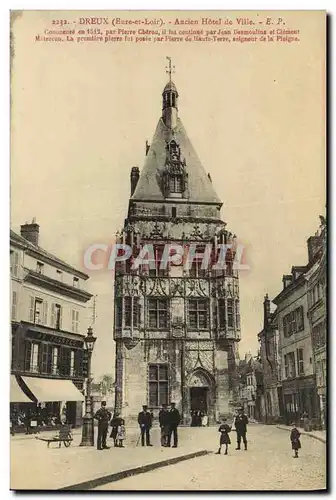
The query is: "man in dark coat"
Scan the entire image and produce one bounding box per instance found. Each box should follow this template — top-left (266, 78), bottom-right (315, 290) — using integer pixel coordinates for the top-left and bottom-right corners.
top-left (110, 412), bottom-right (123, 447)
top-left (159, 404), bottom-right (170, 446)
top-left (234, 408), bottom-right (249, 450)
top-left (138, 405), bottom-right (153, 446)
top-left (167, 402), bottom-right (181, 448)
top-left (94, 401), bottom-right (111, 450)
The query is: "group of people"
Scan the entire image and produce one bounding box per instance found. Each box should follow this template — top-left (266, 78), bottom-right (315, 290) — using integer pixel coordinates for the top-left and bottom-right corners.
top-left (10, 406), bottom-right (63, 435)
top-left (157, 403), bottom-right (181, 447)
top-left (190, 410), bottom-right (208, 427)
top-left (94, 401), bottom-right (181, 451)
top-left (216, 407), bottom-right (249, 455)
top-left (215, 408), bottom-right (302, 458)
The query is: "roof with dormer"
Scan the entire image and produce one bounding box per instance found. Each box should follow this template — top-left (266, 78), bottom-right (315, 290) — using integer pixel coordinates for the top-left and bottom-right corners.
top-left (131, 116), bottom-right (222, 205)
top-left (10, 229), bottom-right (90, 280)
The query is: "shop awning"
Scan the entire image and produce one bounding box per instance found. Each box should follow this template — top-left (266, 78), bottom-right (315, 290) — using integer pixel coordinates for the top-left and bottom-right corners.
top-left (21, 377), bottom-right (85, 403)
top-left (10, 375), bottom-right (33, 403)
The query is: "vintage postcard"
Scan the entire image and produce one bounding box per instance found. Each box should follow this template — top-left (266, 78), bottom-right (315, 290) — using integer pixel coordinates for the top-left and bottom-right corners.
top-left (10, 10), bottom-right (326, 491)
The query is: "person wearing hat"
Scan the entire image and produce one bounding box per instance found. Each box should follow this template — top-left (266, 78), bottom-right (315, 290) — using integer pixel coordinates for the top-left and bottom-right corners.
top-left (137, 405), bottom-right (153, 447)
top-left (94, 401), bottom-right (111, 451)
top-left (234, 407), bottom-right (249, 450)
top-left (167, 402), bottom-right (181, 448)
top-left (110, 412), bottom-right (123, 447)
top-left (159, 403), bottom-right (170, 447)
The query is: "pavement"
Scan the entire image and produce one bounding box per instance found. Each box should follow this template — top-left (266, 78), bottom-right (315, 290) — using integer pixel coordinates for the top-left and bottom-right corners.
top-left (10, 424), bottom-right (326, 491)
top-left (276, 425), bottom-right (326, 443)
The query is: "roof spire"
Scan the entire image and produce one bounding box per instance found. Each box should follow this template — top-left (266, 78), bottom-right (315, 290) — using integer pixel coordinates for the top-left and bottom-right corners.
top-left (165, 56), bottom-right (175, 82)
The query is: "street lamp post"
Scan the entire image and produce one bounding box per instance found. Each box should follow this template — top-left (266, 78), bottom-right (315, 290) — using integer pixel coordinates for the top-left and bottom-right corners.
top-left (80, 326), bottom-right (97, 447)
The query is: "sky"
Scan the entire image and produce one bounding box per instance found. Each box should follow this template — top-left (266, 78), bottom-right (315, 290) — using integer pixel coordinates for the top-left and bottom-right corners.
top-left (10, 11), bottom-right (326, 378)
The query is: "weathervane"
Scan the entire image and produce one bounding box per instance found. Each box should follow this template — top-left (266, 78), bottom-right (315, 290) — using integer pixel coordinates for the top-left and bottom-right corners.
top-left (165, 56), bottom-right (175, 82)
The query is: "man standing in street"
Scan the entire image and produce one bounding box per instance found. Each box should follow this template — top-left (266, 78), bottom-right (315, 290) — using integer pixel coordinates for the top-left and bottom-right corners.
top-left (138, 405), bottom-right (153, 447)
top-left (159, 403), bottom-right (170, 447)
top-left (234, 407), bottom-right (249, 450)
top-left (167, 402), bottom-right (181, 448)
top-left (94, 401), bottom-right (111, 451)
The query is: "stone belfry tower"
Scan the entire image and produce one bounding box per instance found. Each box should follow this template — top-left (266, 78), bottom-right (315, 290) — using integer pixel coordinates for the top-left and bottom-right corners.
top-left (114, 59), bottom-right (241, 423)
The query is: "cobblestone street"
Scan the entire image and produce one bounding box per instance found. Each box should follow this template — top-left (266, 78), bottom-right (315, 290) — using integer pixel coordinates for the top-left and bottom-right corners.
top-left (94, 425), bottom-right (326, 491)
top-left (11, 424), bottom-right (326, 490)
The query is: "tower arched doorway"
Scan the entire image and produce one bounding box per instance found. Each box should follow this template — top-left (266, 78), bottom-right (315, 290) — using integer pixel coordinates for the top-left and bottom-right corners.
top-left (187, 369), bottom-right (216, 424)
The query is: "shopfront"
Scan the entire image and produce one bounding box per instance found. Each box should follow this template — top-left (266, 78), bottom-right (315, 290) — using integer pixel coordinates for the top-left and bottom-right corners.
top-left (10, 375), bottom-right (85, 432)
top-left (282, 376), bottom-right (319, 426)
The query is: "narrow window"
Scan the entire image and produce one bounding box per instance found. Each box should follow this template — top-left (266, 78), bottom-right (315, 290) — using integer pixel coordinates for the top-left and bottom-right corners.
top-left (227, 298), bottom-right (234, 328)
top-left (148, 364), bottom-right (169, 407)
top-left (297, 348), bottom-right (304, 375)
top-left (148, 298), bottom-right (168, 329)
top-left (34, 299), bottom-right (43, 324)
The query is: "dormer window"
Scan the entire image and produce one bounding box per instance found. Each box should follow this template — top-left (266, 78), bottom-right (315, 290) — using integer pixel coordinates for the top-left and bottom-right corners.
top-left (36, 262), bottom-right (44, 274)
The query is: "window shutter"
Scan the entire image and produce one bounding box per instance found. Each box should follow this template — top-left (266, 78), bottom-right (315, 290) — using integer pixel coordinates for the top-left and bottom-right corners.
top-left (51, 304), bottom-right (56, 328)
top-left (71, 310), bottom-right (75, 332)
top-left (13, 252), bottom-right (19, 276)
top-left (12, 291), bottom-right (17, 320)
top-left (76, 311), bottom-right (79, 333)
top-left (59, 306), bottom-right (63, 330)
top-left (29, 296), bottom-right (35, 322)
top-left (43, 301), bottom-right (48, 326)
top-left (24, 341), bottom-right (32, 371)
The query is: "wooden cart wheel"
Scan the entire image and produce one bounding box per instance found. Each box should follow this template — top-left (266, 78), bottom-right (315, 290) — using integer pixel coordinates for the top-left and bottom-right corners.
top-left (64, 440), bottom-right (71, 447)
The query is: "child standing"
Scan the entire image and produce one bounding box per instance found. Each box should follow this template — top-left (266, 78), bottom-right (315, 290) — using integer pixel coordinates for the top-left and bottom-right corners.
top-left (215, 418), bottom-right (231, 455)
top-left (116, 418), bottom-right (126, 448)
top-left (290, 422), bottom-right (301, 458)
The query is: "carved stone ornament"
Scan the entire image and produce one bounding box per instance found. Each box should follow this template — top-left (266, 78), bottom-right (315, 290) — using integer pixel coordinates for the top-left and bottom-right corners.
top-left (149, 221), bottom-right (164, 239)
top-left (188, 371), bottom-right (211, 388)
top-left (123, 338), bottom-right (140, 350)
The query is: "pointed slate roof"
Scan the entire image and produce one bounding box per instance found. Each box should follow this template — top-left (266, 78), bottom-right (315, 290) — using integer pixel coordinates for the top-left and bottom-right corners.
top-left (132, 117), bottom-right (222, 205)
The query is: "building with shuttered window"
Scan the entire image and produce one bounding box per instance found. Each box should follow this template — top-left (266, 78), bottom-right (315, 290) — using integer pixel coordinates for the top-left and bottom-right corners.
top-left (113, 76), bottom-right (241, 424)
top-left (10, 221), bottom-right (92, 428)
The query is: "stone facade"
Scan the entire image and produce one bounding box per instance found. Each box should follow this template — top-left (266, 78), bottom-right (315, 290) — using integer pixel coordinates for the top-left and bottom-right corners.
top-left (113, 77), bottom-right (241, 424)
top-left (10, 222), bottom-right (92, 427)
top-left (273, 262), bottom-right (320, 426)
top-left (257, 295), bottom-right (282, 423)
top-left (306, 219), bottom-right (326, 428)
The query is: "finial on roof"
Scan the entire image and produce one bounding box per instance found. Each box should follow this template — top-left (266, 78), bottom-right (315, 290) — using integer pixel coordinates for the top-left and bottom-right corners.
top-left (32, 217), bottom-right (36, 224)
top-left (165, 56), bottom-right (175, 83)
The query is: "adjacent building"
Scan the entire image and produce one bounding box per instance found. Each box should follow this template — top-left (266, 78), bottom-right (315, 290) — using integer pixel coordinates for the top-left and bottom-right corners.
top-left (113, 74), bottom-right (241, 424)
top-left (10, 221), bottom-right (92, 428)
top-left (257, 295), bottom-right (282, 423)
top-left (237, 352), bottom-right (263, 421)
top-left (306, 218), bottom-right (327, 428)
top-left (271, 219), bottom-right (327, 427)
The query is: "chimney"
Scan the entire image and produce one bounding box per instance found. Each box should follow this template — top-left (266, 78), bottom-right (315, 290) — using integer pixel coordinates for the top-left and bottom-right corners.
top-left (20, 219), bottom-right (39, 246)
top-left (307, 235), bottom-right (322, 264)
top-left (130, 167), bottom-right (140, 196)
top-left (263, 294), bottom-right (271, 327)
